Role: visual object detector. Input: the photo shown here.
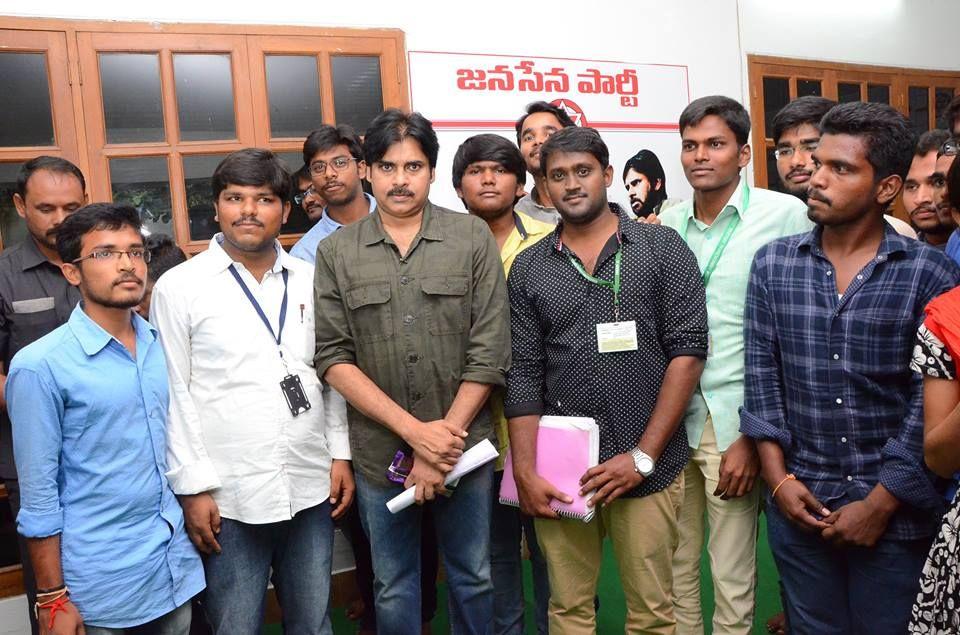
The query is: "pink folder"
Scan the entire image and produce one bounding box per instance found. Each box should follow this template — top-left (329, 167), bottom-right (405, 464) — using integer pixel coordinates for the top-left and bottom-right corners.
top-left (499, 416), bottom-right (600, 522)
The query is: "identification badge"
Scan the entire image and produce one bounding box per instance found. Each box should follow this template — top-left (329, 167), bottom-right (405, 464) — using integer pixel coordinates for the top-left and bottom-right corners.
top-left (280, 374), bottom-right (312, 416)
top-left (596, 321), bottom-right (638, 353)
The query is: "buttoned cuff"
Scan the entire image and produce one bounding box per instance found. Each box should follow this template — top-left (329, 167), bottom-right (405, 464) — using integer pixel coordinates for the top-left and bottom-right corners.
top-left (667, 347), bottom-right (708, 360)
top-left (879, 439), bottom-right (941, 511)
top-left (503, 400), bottom-right (543, 419)
top-left (739, 407), bottom-right (792, 448)
top-left (166, 459), bottom-right (222, 496)
top-left (461, 366), bottom-right (506, 387)
top-left (17, 507), bottom-right (63, 539)
top-left (327, 431), bottom-right (352, 461)
top-left (314, 355), bottom-right (356, 384)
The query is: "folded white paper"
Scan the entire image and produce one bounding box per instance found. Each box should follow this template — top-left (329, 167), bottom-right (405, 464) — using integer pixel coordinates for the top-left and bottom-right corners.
top-left (386, 439), bottom-right (499, 513)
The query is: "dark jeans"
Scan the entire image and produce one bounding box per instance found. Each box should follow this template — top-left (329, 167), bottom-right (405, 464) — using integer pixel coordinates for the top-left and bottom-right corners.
top-left (201, 503), bottom-right (334, 635)
top-left (343, 501), bottom-right (439, 629)
top-left (5, 478), bottom-right (38, 635)
top-left (86, 601), bottom-right (192, 635)
top-left (766, 504), bottom-right (930, 635)
top-left (490, 470), bottom-right (549, 635)
top-left (355, 464), bottom-right (494, 635)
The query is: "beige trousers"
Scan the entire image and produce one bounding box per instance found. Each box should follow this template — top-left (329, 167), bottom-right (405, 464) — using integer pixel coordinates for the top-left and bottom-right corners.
top-left (535, 473), bottom-right (684, 635)
top-left (672, 416), bottom-right (759, 635)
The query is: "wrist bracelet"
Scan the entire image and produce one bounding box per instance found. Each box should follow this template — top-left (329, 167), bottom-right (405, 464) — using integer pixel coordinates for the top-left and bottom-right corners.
top-left (36, 584), bottom-right (66, 595)
top-left (771, 473), bottom-right (796, 498)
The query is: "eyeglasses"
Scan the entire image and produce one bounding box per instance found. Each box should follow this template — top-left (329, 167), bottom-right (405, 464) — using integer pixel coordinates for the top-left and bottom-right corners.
top-left (774, 140), bottom-right (819, 160)
top-left (72, 249), bottom-right (151, 264)
top-left (293, 186), bottom-right (315, 206)
top-left (309, 156), bottom-right (357, 175)
top-left (939, 138), bottom-right (958, 157)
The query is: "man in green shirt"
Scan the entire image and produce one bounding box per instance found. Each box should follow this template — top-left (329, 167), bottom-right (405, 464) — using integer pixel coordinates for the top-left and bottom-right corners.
top-left (313, 109), bottom-right (510, 634)
top-left (660, 96), bottom-right (811, 635)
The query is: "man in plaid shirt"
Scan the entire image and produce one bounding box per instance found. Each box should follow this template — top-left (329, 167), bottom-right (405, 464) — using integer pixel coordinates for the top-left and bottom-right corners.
top-left (740, 101), bottom-right (960, 634)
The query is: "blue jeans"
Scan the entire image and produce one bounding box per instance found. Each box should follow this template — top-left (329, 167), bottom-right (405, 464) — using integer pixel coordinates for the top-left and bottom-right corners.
top-left (490, 469), bottom-right (549, 635)
top-left (355, 463), bottom-right (494, 635)
top-left (201, 503), bottom-right (334, 635)
top-left (85, 601), bottom-right (192, 635)
top-left (766, 505), bottom-right (930, 635)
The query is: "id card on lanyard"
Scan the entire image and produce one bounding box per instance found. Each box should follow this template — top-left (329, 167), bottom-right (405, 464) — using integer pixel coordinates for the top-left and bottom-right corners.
top-left (567, 246), bottom-right (638, 354)
top-left (680, 182), bottom-right (749, 354)
top-left (228, 264), bottom-right (312, 416)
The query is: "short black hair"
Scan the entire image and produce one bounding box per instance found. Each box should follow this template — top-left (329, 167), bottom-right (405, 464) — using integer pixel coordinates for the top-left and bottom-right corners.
top-left (515, 101), bottom-right (576, 145)
top-left (144, 233), bottom-right (187, 283)
top-left (56, 203), bottom-right (142, 264)
top-left (947, 155), bottom-right (960, 212)
top-left (915, 129), bottom-right (951, 156)
top-left (679, 95), bottom-right (751, 146)
top-left (539, 126), bottom-right (609, 173)
top-left (17, 156), bottom-right (86, 198)
top-left (622, 149), bottom-right (668, 207)
top-left (211, 148), bottom-right (291, 202)
top-left (819, 102), bottom-right (916, 182)
top-left (451, 134), bottom-right (526, 191)
top-left (303, 124), bottom-right (364, 165)
top-left (771, 96), bottom-right (837, 143)
top-left (363, 109), bottom-right (439, 168)
top-left (943, 95), bottom-right (960, 131)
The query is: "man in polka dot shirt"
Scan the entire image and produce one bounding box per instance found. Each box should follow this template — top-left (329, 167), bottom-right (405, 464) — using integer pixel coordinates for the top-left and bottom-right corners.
top-left (505, 126), bottom-right (708, 634)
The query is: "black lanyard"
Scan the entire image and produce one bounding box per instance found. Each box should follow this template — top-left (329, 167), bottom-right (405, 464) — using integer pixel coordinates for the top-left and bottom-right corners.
top-left (228, 264), bottom-right (288, 357)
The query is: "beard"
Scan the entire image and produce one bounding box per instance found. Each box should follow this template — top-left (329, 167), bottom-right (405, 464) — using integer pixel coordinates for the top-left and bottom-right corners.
top-left (85, 279), bottom-right (144, 310)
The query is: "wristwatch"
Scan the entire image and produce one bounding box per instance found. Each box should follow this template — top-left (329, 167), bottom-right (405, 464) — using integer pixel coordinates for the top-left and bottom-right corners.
top-left (630, 447), bottom-right (655, 476)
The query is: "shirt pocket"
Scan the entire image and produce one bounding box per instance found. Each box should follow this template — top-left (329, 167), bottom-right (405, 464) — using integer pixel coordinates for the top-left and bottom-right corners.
top-left (345, 281), bottom-right (393, 342)
top-left (421, 275), bottom-right (469, 336)
top-left (9, 297), bottom-right (59, 354)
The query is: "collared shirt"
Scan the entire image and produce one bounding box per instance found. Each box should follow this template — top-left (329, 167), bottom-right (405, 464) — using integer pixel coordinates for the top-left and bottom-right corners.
top-left (8, 306), bottom-right (204, 628)
top-left (314, 201), bottom-right (511, 482)
top-left (504, 204), bottom-right (708, 498)
top-left (491, 211), bottom-right (554, 469)
top-left (0, 238), bottom-right (80, 480)
top-left (515, 186), bottom-right (561, 225)
top-left (884, 214), bottom-right (918, 239)
top-left (150, 236), bottom-right (350, 524)
top-left (290, 193), bottom-right (377, 264)
top-left (660, 180), bottom-right (811, 451)
top-left (740, 225), bottom-right (960, 540)
top-left (946, 228), bottom-right (960, 266)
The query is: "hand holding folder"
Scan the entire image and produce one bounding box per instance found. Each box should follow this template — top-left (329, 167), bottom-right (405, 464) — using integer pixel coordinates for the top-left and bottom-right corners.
top-left (499, 416), bottom-right (600, 523)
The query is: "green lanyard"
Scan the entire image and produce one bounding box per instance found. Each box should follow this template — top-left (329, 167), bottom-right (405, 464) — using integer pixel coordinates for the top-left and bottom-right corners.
top-left (681, 183), bottom-right (750, 286)
top-left (568, 248), bottom-right (623, 321)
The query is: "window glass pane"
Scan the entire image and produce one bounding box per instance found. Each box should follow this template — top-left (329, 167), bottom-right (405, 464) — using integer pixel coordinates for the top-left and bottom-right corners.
top-left (936, 87), bottom-right (955, 129)
top-left (174, 54), bottom-right (236, 142)
top-left (331, 56), bottom-right (384, 135)
top-left (762, 77), bottom-right (789, 136)
top-left (838, 82), bottom-right (861, 103)
top-left (0, 53), bottom-right (55, 147)
top-left (867, 84), bottom-right (890, 104)
top-left (183, 154), bottom-right (228, 242)
top-left (909, 86), bottom-right (930, 133)
top-left (766, 147), bottom-right (784, 194)
top-left (277, 151), bottom-right (312, 234)
top-left (0, 163), bottom-right (28, 249)
top-left (797, 79), bottom-right (822, 98)
top-left (265, 55), bottom-right (322, 138)
top-left (110, 157), bottom-right (173, 237)
top-left (100, 54), bottom-right (165, 144)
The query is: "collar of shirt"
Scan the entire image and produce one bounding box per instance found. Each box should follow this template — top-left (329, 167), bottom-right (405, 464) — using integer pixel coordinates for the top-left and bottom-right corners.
top-left (67, 303), bottom-right (157, 358)
top-left (18, 236), bottom-right (54, 271)
top-left (552, 203), bottom-right (634, 256)
top-left (206, 234), bottom-right (289, 275)
top-left (681, 177), bottom-right (750, 231)
top-left (361, 199), bottom-right (445, 247)
top-left (316, 192), bottom-right (377, 234)
top-left (798, 221), bottom-right (910, 261)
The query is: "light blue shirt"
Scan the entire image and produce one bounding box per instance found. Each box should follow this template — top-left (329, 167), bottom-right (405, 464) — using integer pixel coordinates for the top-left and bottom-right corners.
top-left (290, 193), bottom-right (376, 264)
top-left (947, 228), bottom-right (960, 266)
top-left (8, 305), bottom-right (204, 628)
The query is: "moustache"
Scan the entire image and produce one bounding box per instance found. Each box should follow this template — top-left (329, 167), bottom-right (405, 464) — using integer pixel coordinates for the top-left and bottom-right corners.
top-left (388, 188), bottom-right (414, 197)
top-left (787, 168), bottom-right (812, 179)
top-left (911, 204), bottom-right (937, 215)
top-left (233, 217), bottom-right (264, 227)
top-left (113, 274), bottom-right (143, 287)
top-left (807, 189), bottom-right (832, 206)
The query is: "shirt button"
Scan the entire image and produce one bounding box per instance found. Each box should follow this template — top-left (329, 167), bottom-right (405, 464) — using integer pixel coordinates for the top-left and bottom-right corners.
top-left (841, 436), bottom-right (847, 443)
top-left (826, 270), bottom-right (833, 276)
top-left (412, 392), bottom-right (422, 401)
top-left (832, 354), bottom-right (839, 360)
top-left (400, 276), bottom-right (410, 285)
top-left (847, 475), bottom-right (853, 481)
top-left (835, 398), bottom-right (843, 404)
top-left (403, 314), bottom-right (415, 325)
top-left (856, 274), bottom-right (863, 280)
top-left (407, 353), bottom-right (420, 363)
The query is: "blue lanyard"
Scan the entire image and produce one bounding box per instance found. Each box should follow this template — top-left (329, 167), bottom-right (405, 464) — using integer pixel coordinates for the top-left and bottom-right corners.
top-left (228, 264), bottom-right (288, 353)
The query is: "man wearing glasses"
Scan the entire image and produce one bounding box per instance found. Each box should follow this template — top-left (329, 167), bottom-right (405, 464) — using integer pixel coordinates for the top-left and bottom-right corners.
top-left (292, 165), bottom-right (326, 224)
top-left (8, 204), bottom-right (204, 634)
top-left (772, 96), bottom-right (916, 238)
top-left (290, 124), bottom-right (375, 265)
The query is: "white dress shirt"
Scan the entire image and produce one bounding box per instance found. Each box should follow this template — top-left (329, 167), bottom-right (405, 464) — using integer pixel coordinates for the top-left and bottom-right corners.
top-left (150, 235), bottom-right (350, 524)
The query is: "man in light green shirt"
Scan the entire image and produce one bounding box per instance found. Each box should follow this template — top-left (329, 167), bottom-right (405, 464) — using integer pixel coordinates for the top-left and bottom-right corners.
top-left (661, 96), bottom-right (811, 635)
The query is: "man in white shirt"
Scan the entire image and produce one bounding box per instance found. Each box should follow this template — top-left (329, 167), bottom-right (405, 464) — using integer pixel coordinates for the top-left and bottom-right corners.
top-left (150, 149), bottom-right (352, 635)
